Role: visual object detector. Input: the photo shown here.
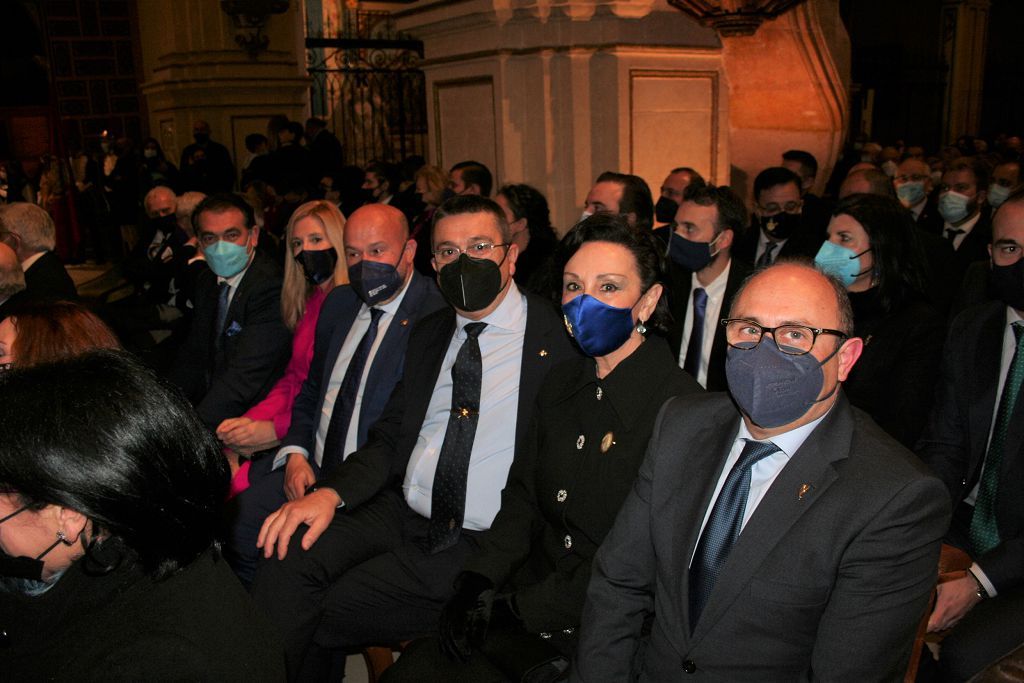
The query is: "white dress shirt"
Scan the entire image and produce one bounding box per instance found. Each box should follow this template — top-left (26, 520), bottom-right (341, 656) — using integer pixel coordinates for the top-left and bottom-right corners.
top-left (404, 284), bottom-right (527, 531)
top-left (690, 409), bottom-right (830, 566)
top-left (271, 280), bottom-right (411, 470)
top-left (678, 259), bottom-right (732, 387)
top-left (964, 306), bottom-right (1023, 597)
top-left (755, 229), bottom-right (787, 265)
top-left (943, 211), bottom-right (981, 251)
top-left (216, 256), bottom-right (253, 307)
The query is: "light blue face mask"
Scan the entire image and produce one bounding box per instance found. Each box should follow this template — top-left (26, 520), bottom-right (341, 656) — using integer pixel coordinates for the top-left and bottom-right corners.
top-left (989, 183), bottom-right (1012, 209)
top-left (938, 191), bottom-right (971, 224)
top-left (204, 238), bottom-right (252, 278)
top-left (896, 181), bottom-right (927, 207)
top-left (814, 240), bottom-right (872, 288)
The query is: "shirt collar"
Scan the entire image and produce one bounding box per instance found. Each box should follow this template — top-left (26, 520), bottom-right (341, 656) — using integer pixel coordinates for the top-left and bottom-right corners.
top-left (735, 406), bottom-right (832, 458)
top-left (20, 251), bottom-right (44, 271)
top-left (216, 255), bottom-right (254, 290)
top-left (455, 280), bottom-right (525, 335)
top-left (944, 210), bottom-right (981, 234)
top-left (1006, 306), bottom-right (1024, 328)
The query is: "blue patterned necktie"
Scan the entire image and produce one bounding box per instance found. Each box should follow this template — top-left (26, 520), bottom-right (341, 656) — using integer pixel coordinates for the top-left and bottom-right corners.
top-left (213, 281), bottom-right (230, 348)
top-left (428, 322), bottom-right (488, 554)
top-left (683, 287), bottom-right (707, 379)
top-left (970, 321), bottom-right (1024, 555)
top-left (689, 438), bottom-right (780, 631)
top-left (320, 307), bottom-right (385, 473)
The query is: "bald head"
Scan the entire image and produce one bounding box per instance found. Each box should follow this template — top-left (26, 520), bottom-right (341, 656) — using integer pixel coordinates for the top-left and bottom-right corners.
top-left (144, 186), bottom-right (177, 218)
top-left (0, 241), bottom-right (25, 301)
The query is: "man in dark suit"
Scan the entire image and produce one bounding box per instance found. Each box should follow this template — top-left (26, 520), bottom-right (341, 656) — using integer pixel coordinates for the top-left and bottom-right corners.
top-left (781, 149), bottom-right (832, 236)
top-left (167, 193), bottom-right (290, 430)
top-left (918, 192), bottom-right (1024, 680)
top-left (574, 261), bottom-right (950, 681)
top-left (937, 158), bottom-right (993, 286)
top-left (305, 117), bottom-right (344, 181)
top-left (179, 120), bottom-right (235, 193)
top-left (894, 156), bottom-right (944, 236)
top-left (731, 167), bottom-right (825, 268)
top-left (659, 184), bottom-right (751, 391)
top-left (251, 195), bottom-right (577, 679)
top-left (0, 203), bottom-right (77, 301)
top-left (224, 204), bottom-right (447, 584)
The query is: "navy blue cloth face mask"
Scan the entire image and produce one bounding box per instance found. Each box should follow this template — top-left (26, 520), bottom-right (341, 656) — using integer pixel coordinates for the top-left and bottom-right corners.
top-left (724, 339), bottom-right (843, 429)
top-left (562, 294), bottom-right (638, 358)
top-left (348, 253), bottom-right (405, 306)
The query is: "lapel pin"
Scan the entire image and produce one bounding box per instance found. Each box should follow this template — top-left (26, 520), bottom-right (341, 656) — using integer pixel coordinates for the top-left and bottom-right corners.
top-left (539, 349), bottom-right (548, 357)
top-left (600, 432), bottom-right (615, 453)
top-left (400, 319), bottom-right (409, 326)
top-left (798, 483), bottom-right (811, 500)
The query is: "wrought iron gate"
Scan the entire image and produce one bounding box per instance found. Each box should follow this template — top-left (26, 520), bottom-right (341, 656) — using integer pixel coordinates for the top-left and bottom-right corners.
top-left (306, 11), bottom-right (427, 168)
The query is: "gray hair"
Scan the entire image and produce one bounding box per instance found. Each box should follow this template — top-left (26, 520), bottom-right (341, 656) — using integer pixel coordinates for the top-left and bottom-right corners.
top-left (0, 203), bottom-right (56, 253)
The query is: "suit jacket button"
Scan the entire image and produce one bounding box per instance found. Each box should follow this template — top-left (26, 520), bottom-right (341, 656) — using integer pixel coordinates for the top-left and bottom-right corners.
top-left (563, 534), bottom-right (573, 549)
top-left (682, 659), bottom-right (696, 673)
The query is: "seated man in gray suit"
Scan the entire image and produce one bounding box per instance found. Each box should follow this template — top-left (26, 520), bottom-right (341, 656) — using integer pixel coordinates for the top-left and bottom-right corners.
top-left (574, 260), bottom-right (951, 681)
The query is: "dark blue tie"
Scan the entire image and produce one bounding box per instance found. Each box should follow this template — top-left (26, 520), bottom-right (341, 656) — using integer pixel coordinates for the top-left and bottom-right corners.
top-left (689, 438), bottom-right (780, 631)
top-left (428, 322), bottom-right (487, 553)
top-left (213, 282), bottom-right (230, 349)
top-left (321, 307), bottom-right (385, 473)
top-left (683, 287), bottom-right (707, 379)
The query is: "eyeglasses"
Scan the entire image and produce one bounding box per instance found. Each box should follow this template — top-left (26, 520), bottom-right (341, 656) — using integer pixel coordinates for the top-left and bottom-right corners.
top-left (432, 242), bottom-right (509, 265)
top-left (758, 201), bottom-right (802, 214)
top-left (721, 318), bottom-right (847, 356)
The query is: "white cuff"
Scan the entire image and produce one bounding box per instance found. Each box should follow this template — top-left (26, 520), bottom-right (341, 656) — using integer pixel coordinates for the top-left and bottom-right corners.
top-left (970, 563), bottom-right (998, 598)
top-left (272, 447), bottom-right (310, 471)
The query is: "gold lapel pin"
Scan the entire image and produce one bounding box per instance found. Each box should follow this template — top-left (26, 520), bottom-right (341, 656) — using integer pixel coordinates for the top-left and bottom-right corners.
top-left (798, 483), bottom-right (811, 500)
top-left (539, 349), bottom-right (548, 357)
top-left (400, 319), bottom-right (409, 326)
top-left (600, 432), bottom-right (615, 453)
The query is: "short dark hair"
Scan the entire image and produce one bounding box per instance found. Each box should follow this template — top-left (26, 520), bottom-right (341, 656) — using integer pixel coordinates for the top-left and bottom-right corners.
top-left (365, 161), bottom-right (400, 194)
top-left (670, 167), bottom-right (707, 191)
top-left (286, 121), bottom-right (305, 142)
top-left (559, 212), bottom-right (670, 333)
top-left (945, 156), bottom-right (990, 189)
top-left (682, 184), bottom-right (748, 238)
top-left (192, 193), bottom-right (256, 235)
top-left (244, 133), bottom-right (267, 153)
top-left (496, 183), bottom-right (556, 248)
top-left (832, 193), bottom-right (928, 313)
top-left (450, 161), bottom-right (494, 197)
top-left (782, 150), bottom-right (819, 179)
top-left (753, 167), bottom-right (803, 200)
top-left (595, 171), bottom-right (655, 231)
top-left (432, 194), bottom-right (510, 243)
top-left (0, 350), bottom-right (228, 579)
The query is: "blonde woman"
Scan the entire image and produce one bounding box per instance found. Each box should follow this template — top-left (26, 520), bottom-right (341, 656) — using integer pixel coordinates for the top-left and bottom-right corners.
top-left (216, 200), bottom-right (348, 473)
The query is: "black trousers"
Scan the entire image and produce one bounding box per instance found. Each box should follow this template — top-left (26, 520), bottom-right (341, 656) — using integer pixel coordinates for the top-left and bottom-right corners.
top-left (249, 489), bottom-right (480, 681)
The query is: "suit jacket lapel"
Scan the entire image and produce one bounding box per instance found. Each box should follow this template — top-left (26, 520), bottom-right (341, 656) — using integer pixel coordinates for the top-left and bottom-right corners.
top-left (515, 294), bottom-right (558, 454)
top-left (968, 305), bottom-right (1005, 480)
top-left (688, 395), bottom-right (853, 645)
top-left (318, 295), bottom-right (362, 391)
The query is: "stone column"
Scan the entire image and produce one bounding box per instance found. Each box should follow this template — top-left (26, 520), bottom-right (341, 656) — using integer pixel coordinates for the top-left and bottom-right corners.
top-left (135, 0), bottom-right (310, 183)
top-left (941, 0), bottom-right (991, 142)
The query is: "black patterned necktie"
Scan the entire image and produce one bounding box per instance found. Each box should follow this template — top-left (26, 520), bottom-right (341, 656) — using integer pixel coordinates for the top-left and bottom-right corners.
top-left (428, 322), bottom-right (487, 554)
top-left (320, 307), bottom-right (384, 473)
top-left (970, 322), bottom-right (1024, 555)
top-left (945, 227), bottom-right (964, 244)
top-left (689, 438), bottom-right (780, 631)
top-left (213, 281), bottom-right (230, 348)
top-left (757, 241), bottom-right (777, 268)
top-left (683, 287), bottom-right (707, 379)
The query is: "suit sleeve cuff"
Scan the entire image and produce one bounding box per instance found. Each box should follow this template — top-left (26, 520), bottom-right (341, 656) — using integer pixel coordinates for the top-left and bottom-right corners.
top-left (970, 563), bottom-right (998, 598)
top-left (272, 446), bottom-right (310, 471)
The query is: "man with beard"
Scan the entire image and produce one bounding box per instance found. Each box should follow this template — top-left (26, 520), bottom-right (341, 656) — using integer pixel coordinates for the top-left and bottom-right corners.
top-left (251, 195), bottom-right (576, 680)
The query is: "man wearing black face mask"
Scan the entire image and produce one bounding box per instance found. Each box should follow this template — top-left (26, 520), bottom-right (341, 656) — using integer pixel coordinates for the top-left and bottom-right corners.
top-left (658, 185), bottom-right (750, 391)
top-left (251, 196), bottom-right (576, 679)
top-left (917, 190), bottom-right (1024, 681)
top-left (223, 204), bottom-right (446, 586)
top-left (732, 167), bottom-right (825, 268)
top-left (575, 261), bottom-right (950, 681)
top-left (654, 166), bottom-right (706, 226)
top-left (179, 120), bottom-right (236, 194)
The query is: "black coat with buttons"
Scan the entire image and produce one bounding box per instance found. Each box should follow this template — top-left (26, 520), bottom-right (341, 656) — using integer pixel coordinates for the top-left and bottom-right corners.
top-left (463, 336), bottom-right (701, 634)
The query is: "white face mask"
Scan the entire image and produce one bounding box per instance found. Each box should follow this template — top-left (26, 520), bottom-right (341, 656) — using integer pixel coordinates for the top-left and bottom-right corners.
top-left (989, 183), bottom-right (1012, 209)
top-left (881, 160), bottom-right (898, 178)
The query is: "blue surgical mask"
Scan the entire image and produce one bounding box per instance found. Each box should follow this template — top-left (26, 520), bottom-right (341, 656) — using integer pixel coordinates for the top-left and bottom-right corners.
top-left (989, 183), bottom-right (1012, 209)
top-left (938, 191), bottom-right (971, 224)
top-left (204, 237), bottom-right (253, 278)
top-left (814, 241), bottom-right (871, 288)
top-left (725, 339), bottom-right (842, 429)
top-left (896, 181), bottom-right (927, 207)
top-left (562, 294), bottom-right (637, 357)
top-left (667, 230), bottom-right (722, 272)
top-left (348, 256), bottom-right (404, 305)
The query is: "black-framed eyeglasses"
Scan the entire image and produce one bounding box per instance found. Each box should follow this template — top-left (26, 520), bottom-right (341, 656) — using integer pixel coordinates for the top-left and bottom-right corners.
top-left (720, 318), bottom-right (847, 356)
top-left (432, 242), bottom-right (510, 265)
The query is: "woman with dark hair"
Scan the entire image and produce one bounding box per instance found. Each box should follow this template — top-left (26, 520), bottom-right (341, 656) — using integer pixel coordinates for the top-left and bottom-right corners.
top-left (0, 350), bottom-right (284, 678)
top-left (383, 213), bottom-right (701, 682)
top-left (814, 192), bottom-right (945, 447)
top-left (495, 183), bottom-right (560, 298)
top-left (0, 299), bottom-right (120, 369)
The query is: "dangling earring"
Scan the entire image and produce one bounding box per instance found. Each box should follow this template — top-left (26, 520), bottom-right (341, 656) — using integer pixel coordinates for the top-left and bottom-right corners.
top-left (56, 530), bottom-right (69, 544)
top-left (636, 319), bottom-right (647, 335)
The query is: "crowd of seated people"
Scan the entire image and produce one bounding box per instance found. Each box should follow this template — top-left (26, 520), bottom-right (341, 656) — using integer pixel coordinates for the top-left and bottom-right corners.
top-left (3, 127), bottom-right (1024, 683)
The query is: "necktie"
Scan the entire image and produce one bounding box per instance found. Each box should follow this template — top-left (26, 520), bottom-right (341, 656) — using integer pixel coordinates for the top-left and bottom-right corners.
top-left (214, 282), bottom-right (230, 348)
top-left (970, 322), bottom-right (1024, 555)
top-left (689, 439), bottom-right (780, 631)
top-left (756, 241), bottom-right (777, 268)
top-left (945, 227), bottom-right (964, 244)
top-left (683, 288), bottom-right (708, 379)
top-left (428, 322), bottom-right (488, 553)
top-left (321, 307), bottom-right (385, 473)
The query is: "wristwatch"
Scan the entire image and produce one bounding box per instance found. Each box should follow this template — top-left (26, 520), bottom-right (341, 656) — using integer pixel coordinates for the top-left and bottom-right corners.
top-left (967, 569), bottom-right (989, 601)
